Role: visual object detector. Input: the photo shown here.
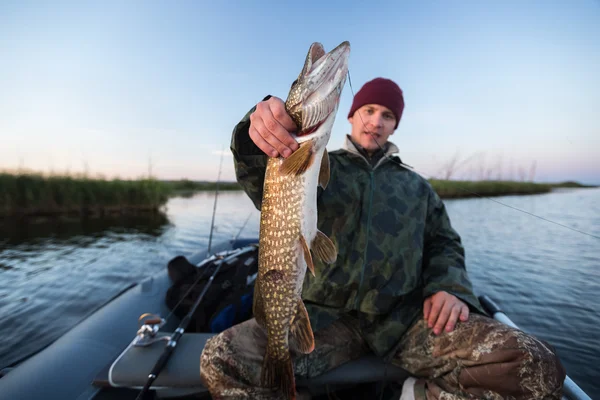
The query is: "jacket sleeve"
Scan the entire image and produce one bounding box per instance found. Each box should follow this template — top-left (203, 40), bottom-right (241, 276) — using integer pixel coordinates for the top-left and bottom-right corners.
top-left (421, 185), bottom-right (484, 313)
top-left (230, 96), bottom-right (272, 211)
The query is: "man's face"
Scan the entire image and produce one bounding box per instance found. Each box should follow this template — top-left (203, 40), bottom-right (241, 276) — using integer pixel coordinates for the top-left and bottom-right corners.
top-left (348, 104), bottom-right (397, 153)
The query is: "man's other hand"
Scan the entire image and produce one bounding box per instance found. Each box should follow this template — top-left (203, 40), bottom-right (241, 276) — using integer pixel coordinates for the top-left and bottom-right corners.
top-left (423, 291), bottom-right (469, 335)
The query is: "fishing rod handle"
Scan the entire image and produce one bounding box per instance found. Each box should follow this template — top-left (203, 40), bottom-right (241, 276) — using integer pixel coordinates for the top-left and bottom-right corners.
top-left (134, 341), bottom-right (177, 400)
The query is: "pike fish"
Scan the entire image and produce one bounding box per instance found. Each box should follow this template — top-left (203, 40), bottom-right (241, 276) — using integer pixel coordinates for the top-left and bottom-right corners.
top-left (253, 41), bottom-right (350, 399)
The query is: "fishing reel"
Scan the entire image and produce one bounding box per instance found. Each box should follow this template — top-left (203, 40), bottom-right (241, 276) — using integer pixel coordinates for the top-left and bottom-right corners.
top-left (133, 313), bottom-right (169, 347)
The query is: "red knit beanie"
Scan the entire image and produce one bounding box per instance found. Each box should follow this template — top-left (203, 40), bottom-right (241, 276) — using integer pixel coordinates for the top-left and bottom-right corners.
top-left (347, 77), bottom-right (405, 129)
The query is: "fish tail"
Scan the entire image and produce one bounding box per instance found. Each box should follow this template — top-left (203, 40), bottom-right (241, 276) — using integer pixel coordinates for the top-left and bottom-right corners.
top-left (261, 349), bottom-right (296, 400)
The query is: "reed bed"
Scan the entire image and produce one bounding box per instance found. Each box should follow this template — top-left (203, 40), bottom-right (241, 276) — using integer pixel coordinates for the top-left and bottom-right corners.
top-left (166, 179), bottom-right (242, 193)
top-left (0, 172), bottom-right (171, 218)
top-left (0, 171), bottom-right (592, 218)
top-left (429, 180), bottom-right (554, 199)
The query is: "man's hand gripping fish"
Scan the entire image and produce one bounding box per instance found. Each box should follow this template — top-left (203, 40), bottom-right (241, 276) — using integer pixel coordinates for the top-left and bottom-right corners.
top-left (253, 41), bottom-right (350, 399)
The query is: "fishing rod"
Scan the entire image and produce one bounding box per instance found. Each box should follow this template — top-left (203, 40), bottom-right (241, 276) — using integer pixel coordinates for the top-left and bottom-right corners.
top-left (133, 144), bottom-right (260, 400)
top-left (133, 249), bottom-right (257, 398)
top-left (134, 245), bottom-right (256, 400)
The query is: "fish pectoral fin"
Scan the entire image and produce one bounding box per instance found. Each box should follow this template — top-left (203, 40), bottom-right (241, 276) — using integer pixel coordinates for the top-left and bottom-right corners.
top-left (290, 299), bottom-right (315, 354)
top-left (279, 139), bottom-right (315, 176)
top-left (261, 348), bottom-right (295, 398)
top-left (299, 235), bottom-right (315, 277)
top-left (318, 150), bottom-right (330, 189)
top-left (311, 230), bottom-right (337, 264)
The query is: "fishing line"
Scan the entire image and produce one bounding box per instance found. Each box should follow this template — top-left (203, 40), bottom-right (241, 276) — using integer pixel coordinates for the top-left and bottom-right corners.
top-left (346, 71), bottom-right (600, 241)
top-left (207, 146), bottom-right (225, 254)
top-left (233, 211), bottom-right (255, 242)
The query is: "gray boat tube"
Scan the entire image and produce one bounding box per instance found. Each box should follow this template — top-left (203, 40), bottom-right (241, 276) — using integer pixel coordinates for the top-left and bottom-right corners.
top-left (0, 247), bottom-right (591, 400)
top-left (478, 295), bottom-right (591, 400)
top-left (0, 238), bottom-right (253, 400)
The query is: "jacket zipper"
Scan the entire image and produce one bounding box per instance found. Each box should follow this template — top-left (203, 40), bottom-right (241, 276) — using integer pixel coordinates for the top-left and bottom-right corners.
top-left (355, 169), bottom-right (374, 310)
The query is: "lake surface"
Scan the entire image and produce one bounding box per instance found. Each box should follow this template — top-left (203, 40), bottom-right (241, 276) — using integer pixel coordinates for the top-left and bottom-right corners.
top-left (1, 188), bottom-right (599, 397)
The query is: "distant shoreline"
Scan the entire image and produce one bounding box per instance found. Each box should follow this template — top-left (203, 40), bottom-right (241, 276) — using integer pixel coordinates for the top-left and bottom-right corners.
top-left (0, 173), bottom-right (595, 220)
top-left (428, 179), bottom-right (596, 199)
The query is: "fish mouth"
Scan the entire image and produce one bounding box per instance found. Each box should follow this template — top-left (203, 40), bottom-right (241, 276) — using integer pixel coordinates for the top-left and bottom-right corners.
top-left (295, 41), bottom-right (350, 137)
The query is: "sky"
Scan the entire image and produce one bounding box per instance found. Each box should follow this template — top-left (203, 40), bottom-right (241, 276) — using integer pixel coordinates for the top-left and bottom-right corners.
top-left (0, 0), bottom-right (599, 184)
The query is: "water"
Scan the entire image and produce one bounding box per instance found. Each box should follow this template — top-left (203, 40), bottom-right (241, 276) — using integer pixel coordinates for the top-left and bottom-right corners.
top-left (1, 189), bottom-right (598, 397)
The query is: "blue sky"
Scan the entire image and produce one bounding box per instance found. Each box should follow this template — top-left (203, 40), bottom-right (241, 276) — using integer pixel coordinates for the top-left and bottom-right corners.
top-left (1, 0), bottom-right (598, 184)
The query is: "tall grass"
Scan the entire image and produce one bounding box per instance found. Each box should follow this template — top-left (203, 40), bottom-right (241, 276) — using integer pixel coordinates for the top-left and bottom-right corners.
top-left (429, 179), bottom-right (554, 199)
top-left (166, 179), bottom-right (242, 193)
top-left (0, 172), bottom-right (171, 218)
top-left (0, 169), bottom-right (592, 218)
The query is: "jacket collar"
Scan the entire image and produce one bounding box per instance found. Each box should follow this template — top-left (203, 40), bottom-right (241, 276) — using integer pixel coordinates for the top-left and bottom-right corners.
top-left (341, 135), bottom-right (400, 168)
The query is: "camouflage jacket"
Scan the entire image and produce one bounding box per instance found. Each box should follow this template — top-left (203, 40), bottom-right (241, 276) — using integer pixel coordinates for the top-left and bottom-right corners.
top-left (231, 105), bottom-right (484, 358)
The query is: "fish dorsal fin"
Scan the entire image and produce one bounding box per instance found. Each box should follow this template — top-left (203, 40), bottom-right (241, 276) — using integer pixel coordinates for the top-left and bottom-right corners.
top-left (312, 230), bottom-right (337, 264)
top-left (299, 235), bottom-right (315, 277)
top-left (318, 150), bottom-right (330, 189)
top-left (279, 139), bottom-right (315, 176)
top-left (290, 299), bottom-right (315, 354)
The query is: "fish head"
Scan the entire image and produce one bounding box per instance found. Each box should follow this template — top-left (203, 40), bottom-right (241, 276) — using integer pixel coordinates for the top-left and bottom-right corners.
top-left (285, 41), bottom-right (350, 146)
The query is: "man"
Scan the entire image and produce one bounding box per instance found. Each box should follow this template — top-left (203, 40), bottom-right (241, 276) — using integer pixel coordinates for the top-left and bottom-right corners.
top-left (200, 78), bottom-right (566, 399)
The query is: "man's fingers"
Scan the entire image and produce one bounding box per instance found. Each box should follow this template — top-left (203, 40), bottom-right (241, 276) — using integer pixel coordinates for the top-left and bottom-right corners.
top-left (263, 117), bottom-right (295, 155)
top-left (423, 298), bottom-right (432, 321)
top-left (425, 294), bottom-right (470, 335)
top-left (433, 302), bottom-right (453, 335)
top-left (445, 305), bottom-right (461, 333)
top-left (249, 126), bottom-right (278, 157)
top-left (427, 299), bottom-right (443, 329)
top-left (459, 304), bottom-right (470, 321)
top-left (270, 98), bottom-right (299, 137)
top-left (255, 102), bottom-right (298, 156)
top-left (250, 116), bottom-right (292, 158)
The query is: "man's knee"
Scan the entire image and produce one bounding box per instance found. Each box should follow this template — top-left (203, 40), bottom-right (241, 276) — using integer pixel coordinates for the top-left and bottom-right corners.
top-left (459, 315), bottom-right (566, 398)
top-left (503, 329), bottom-right (566, 398)
top-left (200, 319), bottom-right (266, 386)
top-left (201, 333), bottom-right (226, 360)
top-left (200, 332), bottom-right (231, 380)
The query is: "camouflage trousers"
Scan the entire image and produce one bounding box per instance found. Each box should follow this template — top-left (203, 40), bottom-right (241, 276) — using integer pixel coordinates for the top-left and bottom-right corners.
top-left (199, 313), bottom-right (565, 400)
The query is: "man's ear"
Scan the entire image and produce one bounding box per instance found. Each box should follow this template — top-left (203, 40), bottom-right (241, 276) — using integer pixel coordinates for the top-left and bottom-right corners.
top-left (390, 118), bottom-right (398, 135)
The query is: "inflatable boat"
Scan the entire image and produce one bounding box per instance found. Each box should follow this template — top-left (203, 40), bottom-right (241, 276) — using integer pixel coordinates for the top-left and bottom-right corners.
top-left (0, 237), bottom-right (591, 400)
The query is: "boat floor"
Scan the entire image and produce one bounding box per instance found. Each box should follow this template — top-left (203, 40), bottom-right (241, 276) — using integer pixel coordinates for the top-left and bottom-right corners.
top-left (91, 330), bottom-right (409, 400)
top-left (92, 382), bottom-right (402, 400)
